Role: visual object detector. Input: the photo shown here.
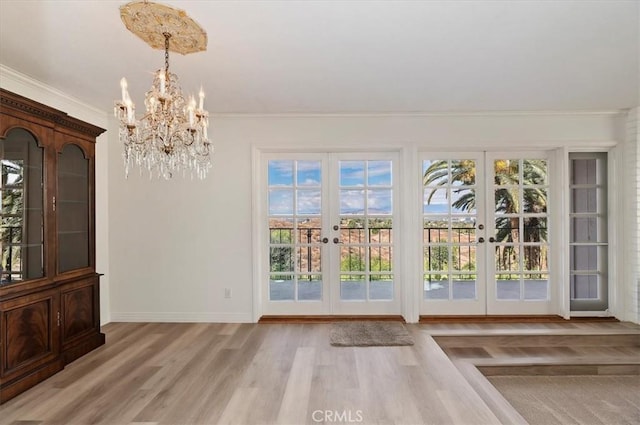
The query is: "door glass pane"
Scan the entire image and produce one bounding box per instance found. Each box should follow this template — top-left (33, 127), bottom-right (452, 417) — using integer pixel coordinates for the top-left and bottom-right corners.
top-left (339, 161), bottom-right (365, 186)
top-left (340, 189), bottom-right (365, 215)
top-left (339, 160), bottom-right (394, 301)
top-left (496, 278), bottom-right (521, 300)
top-left (524, 274), bottom-right (548, 300)
top-left (296, 161), bottom-right (321, 186)
top-left (268, 160), bottom-right (323, 302)
top-left (298, 275), bottom-right (322, 301)
top-left (494, 159), bottom-right (519, 184)
top-left (367, 161), bottom-right (392, 186)
top-left (424, 274), bottom-right (449, 300)
top-left (58, 144), bottom-right (89, 273)
top-left (492, 158), bottom-right (549, 302)
top-left (423, 159), bottom-right (478, 301)
top-left (1, 129), bottom-right (44, 284)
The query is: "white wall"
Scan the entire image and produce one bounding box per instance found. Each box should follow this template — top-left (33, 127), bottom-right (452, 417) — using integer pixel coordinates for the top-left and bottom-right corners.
top-left (107, 111), bottom-right (626, 323)
top-left (624, 108), bottom-right (640, 323)
top-left (3, 65), bottom-right (635, 324)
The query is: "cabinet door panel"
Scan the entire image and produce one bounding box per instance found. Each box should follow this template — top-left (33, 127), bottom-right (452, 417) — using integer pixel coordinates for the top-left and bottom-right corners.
top-left (61, 283), bottom-right (95, 342)
top-left (1, 289), bottom-right (59, 376)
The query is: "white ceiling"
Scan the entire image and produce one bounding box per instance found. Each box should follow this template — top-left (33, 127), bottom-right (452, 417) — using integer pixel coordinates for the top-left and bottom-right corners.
top-left (0, 0), bottom-right (638, 114)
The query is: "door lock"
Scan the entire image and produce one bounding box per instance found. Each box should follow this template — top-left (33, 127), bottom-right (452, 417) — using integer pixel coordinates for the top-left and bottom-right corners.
top-left (478, 224), bottom-right (484, 230)
top-left (489, 237), bottom-right (496, 243)
top-left (333, 225), bottom-right (339, 231)
top-left (333, 237), bottom-right (340, 244)
top-left (322, 237), bottom-right (329, 244)
top-left (478, 237), bottom-right (485, 243)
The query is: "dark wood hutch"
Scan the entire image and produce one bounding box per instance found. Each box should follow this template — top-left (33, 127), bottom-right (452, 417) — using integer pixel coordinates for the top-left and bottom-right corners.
top-left (0, 89), bottom-right (105, 403)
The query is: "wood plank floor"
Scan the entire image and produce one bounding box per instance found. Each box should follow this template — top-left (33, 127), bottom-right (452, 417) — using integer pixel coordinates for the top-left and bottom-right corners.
top-left (1, 321), bottom-right (638, 425)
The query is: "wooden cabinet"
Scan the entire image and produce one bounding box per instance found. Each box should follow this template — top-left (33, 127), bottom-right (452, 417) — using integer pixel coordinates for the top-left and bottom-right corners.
top-left (0, 89), bottom-right (105, 403)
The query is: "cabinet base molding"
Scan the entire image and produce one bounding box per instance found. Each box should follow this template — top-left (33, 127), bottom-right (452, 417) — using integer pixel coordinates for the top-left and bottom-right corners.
top-left (0, 358), bottom-right (64, 404)
top-left (63, 332), bottom-right (106, 364)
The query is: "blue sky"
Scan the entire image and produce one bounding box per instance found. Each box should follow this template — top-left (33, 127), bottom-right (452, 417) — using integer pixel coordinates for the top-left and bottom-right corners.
top-left (268, 160), bottom-right (393, 215)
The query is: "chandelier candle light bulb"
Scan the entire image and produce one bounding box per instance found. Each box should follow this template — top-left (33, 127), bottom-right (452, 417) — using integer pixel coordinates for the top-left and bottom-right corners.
top-left (115, 0), bottom-right (211, 179)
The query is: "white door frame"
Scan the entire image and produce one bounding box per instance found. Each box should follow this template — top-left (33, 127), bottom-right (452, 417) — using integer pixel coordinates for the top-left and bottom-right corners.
top-left (419, 150), bottom-right (557, 316)
top-left (255, 149), bottom-right (402, 317)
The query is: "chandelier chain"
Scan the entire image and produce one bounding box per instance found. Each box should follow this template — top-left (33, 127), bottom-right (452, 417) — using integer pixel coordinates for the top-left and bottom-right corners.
top-left (164, 32), bottom-right (171, 74)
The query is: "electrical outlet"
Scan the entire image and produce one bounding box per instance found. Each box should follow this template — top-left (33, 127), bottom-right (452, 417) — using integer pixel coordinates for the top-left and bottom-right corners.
top-left (224, 288), bottom-right (232, 299)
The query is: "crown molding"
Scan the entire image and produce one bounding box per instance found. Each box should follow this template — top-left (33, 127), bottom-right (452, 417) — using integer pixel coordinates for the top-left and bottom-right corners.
top-left (0, 64), bottom-right (108, 128)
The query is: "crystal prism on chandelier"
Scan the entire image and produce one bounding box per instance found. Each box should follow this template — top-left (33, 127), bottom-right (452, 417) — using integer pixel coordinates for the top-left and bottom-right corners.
top-left (114, 1), bottom-right (211, 179)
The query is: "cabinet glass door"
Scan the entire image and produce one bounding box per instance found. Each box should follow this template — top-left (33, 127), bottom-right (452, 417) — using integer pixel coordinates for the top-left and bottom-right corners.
top-left (1, 128), bottom-right (44, 284)
top-left (57, 144), bottom-right (89, 273)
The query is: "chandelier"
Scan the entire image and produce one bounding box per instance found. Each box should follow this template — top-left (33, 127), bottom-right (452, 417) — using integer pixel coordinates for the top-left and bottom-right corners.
top-left (114, 1), bottom-right (212, 179)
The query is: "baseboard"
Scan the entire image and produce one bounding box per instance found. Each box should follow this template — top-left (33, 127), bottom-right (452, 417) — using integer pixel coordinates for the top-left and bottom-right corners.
top-left (420, 315), bottom-right (566, 323)
top-left (110, 312), bottom-right (254, 323)
top-left (258, 315), bottom-right (406, 323)
top-left (420, 315), bottom-right (620, 323)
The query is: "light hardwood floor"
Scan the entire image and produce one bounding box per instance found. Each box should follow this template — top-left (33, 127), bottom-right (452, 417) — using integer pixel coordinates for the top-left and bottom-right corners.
top-left (1, 321), bottom-right (638, 425)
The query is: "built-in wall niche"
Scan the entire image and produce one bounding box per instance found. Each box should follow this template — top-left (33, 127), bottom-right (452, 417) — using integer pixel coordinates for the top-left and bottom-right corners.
top-left (0, 128), bottom-right (44, 284)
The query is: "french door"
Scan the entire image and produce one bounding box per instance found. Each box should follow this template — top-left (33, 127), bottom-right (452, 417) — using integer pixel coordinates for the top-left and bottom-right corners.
top-left (420, 152), bottom-right (554, 315)
top-left (262, 152), bottom-right (400, 316)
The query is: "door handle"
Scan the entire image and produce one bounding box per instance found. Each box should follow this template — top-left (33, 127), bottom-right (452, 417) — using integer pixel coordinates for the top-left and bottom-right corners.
top-left (478, 237), bottom-right (485, 243)
top-left (489, 237), bottom-right (496, 243)
top-left (333, 237), bottom-right (340, 244)
top-left (322, 237), bottom-right (329, 244)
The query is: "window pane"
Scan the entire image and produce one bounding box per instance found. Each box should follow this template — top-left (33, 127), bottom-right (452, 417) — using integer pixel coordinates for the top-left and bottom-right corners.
top-left (270, 247), bottom-right (294, 272)
top-left (269, 218), bottom-right (293, 244)
top-left (424, 218), bottom-right (449, 243)
top-left (268, 160), bottom-right (293, 186)
top-left (296, 161), bottom-right (321, 186)
top-left (269, 189), bottom-right (293, 215)
top-left (270, 276), bottom-right (294, 300)
top-left (571, 274), bottom-right (599, 299)
top-left (571, 159), bottom-right (596, 185)
top-left (496, 278), bottom-right (520, 300)
top-left (524, 274), bottom-right (548, 300)
top-left (341, 276), bottom-right (366, 300)
top-left (341, 246), bottom-right (365, 272)
top-left (494, 159), bottom-right (519, 185)
top-left (523, 188), bottom-right (547, 213)
top-left (495, 217), bottom-right (520, 242)
top-left (340, 161), bottom-right (365, 186)
top-left (424, 275), bottom-right (449, 300)
top-left (453, 278), bottom-right (476, 299)
top-left (450, 160), bottom-right (476, 186)
top-left (370, 278), bottom-right (393, 300)
top-left (367, 189), bottom-right (392, 215)
top-left (340, 189), bottom-right (365, 215)
top-left (423, 160), bottom-right (448, 186)
top-left (424, 246), bottom-right (449, 272)
top-left (368, 161), bottom-right (392, 186)
top-left (572, 188), bottom-right (597, 213)
top-left (495, 188), bottom-right (520, 213)
top-left (296, 189), bottom-right (321, 215)
top-left (451, 188), bottom-right (475, 214)
top-left (524, 160), bottom-right (547, 185)
top-left (424, 188), bottom-right (448, 214)
top-left (298, 275), bottom-right (322, 301)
